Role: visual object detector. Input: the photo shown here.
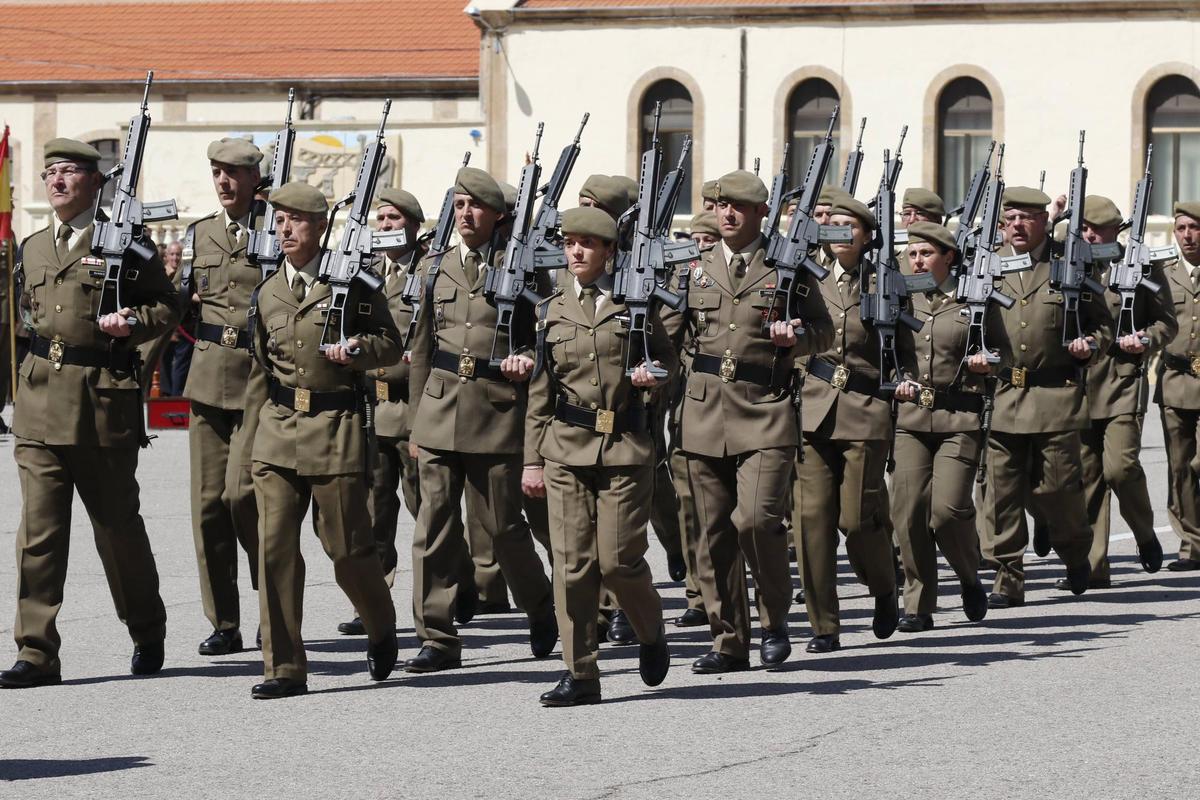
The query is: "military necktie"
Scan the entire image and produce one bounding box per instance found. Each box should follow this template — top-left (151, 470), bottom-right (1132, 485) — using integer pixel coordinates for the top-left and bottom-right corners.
top-left (464, 250), bottom-right (481, 286)
top-left (56, 223), bottom-right (72, 260)
top-left (728, 253), bottom-right (746, 292)
top-left (1191, 266), bottom-right (1199, 288)
top-left (291, 272), bottom-right (306, 303)
top-left (580, 284), bottom-right (598, 323)
top-left (228, 221), bottom-right (241, 248)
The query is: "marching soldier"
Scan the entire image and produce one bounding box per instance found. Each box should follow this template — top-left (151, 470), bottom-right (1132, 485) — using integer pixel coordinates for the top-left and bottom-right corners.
top-left (1156, 201), bottom-right (1200, 571)
top-left (579, 174), bottom-right (631, 219)
top-left (246, 181), bottom-right (400, 698)
top-left (689, 212), bottom-right (720, 251)
top-left (524, 206), bottom-right (673, 706)
top-left (900, 189), bottom-right (945, 226)
top-left (701, 179), bottom-right (718, 213)
top-left (1073, 195), bottom-right (1172, 587)
top-left (406, 166), bottom-right (558, 673)
top-left (890, 222), bottom-right (999, 631)
top-left (680, 170), bottom-right (833, 672)
top-left (980, 187), bottom-right (1113, 608)
top-left (181, 137), bottom-right (263, 656)
top-left (0, 139), bottom-right (178, 688)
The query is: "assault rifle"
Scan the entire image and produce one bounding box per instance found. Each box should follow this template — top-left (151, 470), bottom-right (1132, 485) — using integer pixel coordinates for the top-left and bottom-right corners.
top-left (841, 117), bottom-right (867, 195)
top-left (246, 89), bottom-right (296, 278)
top-left (762, 143), bottom-right (789, 255)
top-left (1110, 146), bottom-right (1167, 343)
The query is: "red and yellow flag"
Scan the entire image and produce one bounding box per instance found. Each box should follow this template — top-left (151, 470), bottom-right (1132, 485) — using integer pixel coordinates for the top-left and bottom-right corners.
top-left (0, 124), bottom-right (12, 242)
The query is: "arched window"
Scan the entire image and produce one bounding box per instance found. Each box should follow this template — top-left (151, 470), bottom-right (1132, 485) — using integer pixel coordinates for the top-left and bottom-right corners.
top-left (937, 78), bottom-right (993, 210)
top-left (1147, 75), bottom-right (1200, 215)
top-left (88, 138), bottom-right (120, 205)
top-left (640, 79), bottom-right (693, 215)
top-left (786, 79), bottom-right (840, 190)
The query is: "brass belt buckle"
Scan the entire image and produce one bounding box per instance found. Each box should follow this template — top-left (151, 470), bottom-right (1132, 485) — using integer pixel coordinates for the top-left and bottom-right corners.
top-left (918, 387), bottom-right (935, 409)
top-left (719, 355), bottom-right (738, 383)
top-left (832, 365), bottom-right (850, 390)
top-left (1010, 367), bottom-right (1027, 388)
top-left (595, 409), bottom-right (615, 434)
top-left (294, 387), bottom-right (311, 413)
top-left (458, 355), bottom-right (475, 378)
top-left (1190, 356), bottom-right (1200, 378)
top-left (220, 325), bottom-right (239, 348)
top-left (376, 380), bottom-right (389, 403)
top-left (48, 337), bottom-right (65, 371)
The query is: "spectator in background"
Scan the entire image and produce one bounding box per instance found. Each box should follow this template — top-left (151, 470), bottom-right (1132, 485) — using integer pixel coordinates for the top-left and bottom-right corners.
top-left (158, 240), bottom-right (192, 396)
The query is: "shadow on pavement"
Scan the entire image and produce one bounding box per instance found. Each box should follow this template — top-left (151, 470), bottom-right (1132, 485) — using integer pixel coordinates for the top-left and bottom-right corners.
top-left (0, 756), bottom-right (152, 781)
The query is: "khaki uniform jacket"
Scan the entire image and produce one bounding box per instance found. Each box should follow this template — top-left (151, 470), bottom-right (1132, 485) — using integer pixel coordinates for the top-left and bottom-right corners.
top-left (1155, 256), bottom-right (1200, 410)
top-left (249, 267), bottom-right (401, 475)
top-left (896, 290), bottom-right (1011, 434)
top-left (182, 212), bottom-right (261, 409)
top-left (991, 241), bottom-right (1114, 434)
top-left (679, 237), bottom-right (833, 457)
top-left (13, 223), bottom-right (179, 447)
top-left (1087, 261), bottom-right (1176, 419)
top-left (800, 260), bottom-right (917, 441)
top-left (372, 250), bottom-right (419, 439)
top-left (525, 286), bottom-right (678, 468)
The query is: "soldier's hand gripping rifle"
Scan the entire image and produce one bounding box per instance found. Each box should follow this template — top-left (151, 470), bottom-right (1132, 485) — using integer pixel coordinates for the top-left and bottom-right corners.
top-left (485, 114), bottom-right (588, 366)
top-left (315, 100), bottom-right (397, 353)
top-left (1049, 131), bottom-right (1120, 349)
top-left (1110, 145), bottom-right (1166, 346)
top-left (246, 89), bottom-right (296, 279)
top-left (841, 117), bottom-right (867, 195)
top-left (91, 70), bottom-right (178, 326)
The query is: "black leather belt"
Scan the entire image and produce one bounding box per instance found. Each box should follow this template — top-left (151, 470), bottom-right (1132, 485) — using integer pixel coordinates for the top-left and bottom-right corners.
top-left (691, 352), bottom-right (787, 387)
top-left (29, 333), bottom-right (137, 372)
top-left (554, 396), bottom-right (646, 435)
top-left (806, 358), bottom-right (884, 397)
top-left (373, 378), bottom-right (409, 403)
top-left (1161, 351), bottom-right (1200, 377)
top-left (268, 378), bottom-right (359, 414)
top-left (196, 321), bottom-right (250, 350)
top-left (906, 385), bottom-right (985, 414)
top-left (433, 349), bottom-right (504, 381)
top-left (997, 365), bottom-right (1081, 388)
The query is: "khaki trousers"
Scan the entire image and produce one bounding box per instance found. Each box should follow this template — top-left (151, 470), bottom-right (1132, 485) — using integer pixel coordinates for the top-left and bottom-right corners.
top-left (1160, 406), bottom-right (1200, 560)
top-left (687, 447), bottom-right (793, 659)
top-left (1081, 413), bottom-right (1156, 580)
top-left (796, 435), bottom-right (895, 636)
top-left (371, 434), bottom-right (421, 587)
top-left (412, 448), bottom-right (553, 657)
top-left (891, 430), bottom-right (982, 615)
top-left (671, 447), bottom-right (705, 612)
top-left (545, 461), bottom-right (663, 679)
top-left (253, 462), bottom-right (395, 681)
top-left (13, 438), bottom-right (167, 671)
top-left (189, 402), bottom-right (259, 631)
top-left (983, 430), bottom-right (1093, 600)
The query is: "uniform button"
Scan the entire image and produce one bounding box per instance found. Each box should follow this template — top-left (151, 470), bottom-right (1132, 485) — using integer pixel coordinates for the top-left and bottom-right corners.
top-left (1193, 315), bottom-right (1198, 322)
top-left (296, 341), bottom-right (303, 349)
top-left (590, 378), bottom-right (598, 386)
top-left (922, 373), bottom-right (930, 381)
top-left (376, 368), bottom-right (386, 377)
top-left (229, 280), bottom-right (237, 288)
top-left (229, 305), bottom-right (236, 311)
top-left (55, 278), bottom-right (63, 285)
top-left (468, 292), bottom-right (476, 299)
top-left (724, 349), bottom-right (732, 356)
top-left (1021, 299), bottom-right (1029, 306)
top-left (836, 328), bottom-right (843, 335)
top-left (729, 323), bottom-right (737, 331)
top-left (924, 334), bottom-right (931, 341)
top-left (589, 402), bottom-right (597, 410)
top-left (1192, 333), bottom-right (1197, 339)
top-left (838, 312), bottom-right (845, 319)
top-left (54, 304), bottom-right (62, 312)
top-left (1020, 344), bottom-right (1028, 351)
top-left (588, 328), bottom-right (595, 335)
top-left (836, 346), bottom-right (843, 354)
top-left (588, 353), bottom-right (595, 361)
top-left (298, 367), bottom-right (306, 376)
top-left (732, 298), bottom-right (740, 305)
top-left (923, 354), bottom-right (930, 360)
top-left (296, 313), bottom-right (304, 321)
top-left (460, 376), bottom-right (468, 384)
top-left (465, 322), bottom-right (473, 329)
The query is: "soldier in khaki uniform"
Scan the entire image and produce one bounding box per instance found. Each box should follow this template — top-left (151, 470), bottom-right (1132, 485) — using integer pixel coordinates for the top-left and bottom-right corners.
top-left (679, 170), bottom-right (833, 673)
top-left (900, 189), bottom-right (945, 226)
top-left (700, 179), bottom-right (718, 213)
top-left (0, 139), bottom-right (178, 688)
top-left (981, 187), bottom-right (1114, 607)
top-left (181, 138), bottom-right (264, 656)
top-left (1073, 195), bottom-right (1173, 587)
top-left (245, 182), bottom-right (400, 698)
top-left (890, 223), bottom-right (1000, 631)
top-left (1155, 201), bottom-right (1200, 571)
top-left (405, 167), bottom-right (558, 672)
top-left (524, 207), bottom-right (673, 706)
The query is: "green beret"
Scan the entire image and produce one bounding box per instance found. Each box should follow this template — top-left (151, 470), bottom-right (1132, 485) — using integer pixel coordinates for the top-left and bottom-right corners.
top-left (610, 175), bottom-right (638, 207)
top-left (497, 181), bottom-right (518, 213)
top-left (561, 206), bottom-right (617, 243)
top-left (1083, 194), bottom-right (1122, 228)
top-left (453, 167), bottom-right (505, 213)
top-left (701, 179), bottom-right (719, 202)
top-left (830, 197), bottom-right (876, 231)
top-left (579, 174), bottom-right (631, 219)
top-left (715, 170), bottom-right (769, 205)
top-left (43, 138), bottom-right (102, 168)
top-left (270, 181), bottom-right (328, 215)
top-left (689, 212), bottom-right (720, 237)
top-left (906, 221), bottom-right (957, 253)
top-left (817, 186), bottom-right (852, 207)
top-left (1173, 201), bottom-right (1200, 222)
top-left (1002, 186), bottom-right (1050, 210)
top-left (902, 187), bottom-right (945, 220)
top-left (376, 188), bottom-right (425, 223)
top-left (206, 137), bottom-right (263, 169)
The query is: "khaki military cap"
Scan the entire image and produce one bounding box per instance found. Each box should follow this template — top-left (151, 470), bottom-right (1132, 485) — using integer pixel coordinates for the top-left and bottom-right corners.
top-left (1003, 186), bottom-right (1051, 210)
top-left (906, 221), bottom-right (957, 253)
top-left (498, 181), bottom-right (518, 213)
top-left (610, 175), bottom-right (639, 207)
top-left (270, 181), bottom-right (328, 215)
top-left (715, 170), bottom-right (769, 205)
top-left (1082, 195), bottom-right (1122, 228)
top-left (43, 138), bottom-right (102, 167)
top-left (830, 197), bottom-right (876, 231)
top-left (561, 206), bottom-right (617, 243)
top-left (902, 188), bottom-right (945, 220)
top-left (206, 137), bottom-right (263, 168)
top-left (580, 174), bottom-right (631, 219)
top-left (1173, 201), bottom-right (1200, 221)
top-left (689, 212), bottom-right (720, 236)
top-left (454, 166), bottom-right (505, 213)
top-left (701, 179), bottom-right (719, 202)
top-left (376, 188), bottom-right (425, 223)
top-left (817, 186), bottom-right (853, 207)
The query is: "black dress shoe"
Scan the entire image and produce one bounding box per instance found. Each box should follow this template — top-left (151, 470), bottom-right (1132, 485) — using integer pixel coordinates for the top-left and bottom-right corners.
top-left (403, 645), bottom-right (462, 673)
top-left (539, 672), bottom-right (601, 707)
top-left (1167, 557), bottom-right (1200, 572)
top-left (455, 581), bottom-right (479, 626)
top-left (131, 642), bottom-right (164, 676)
top-left (961, 581), bottom-right (989, 623)
top-left (1065, 561), bottom-right (1091, 595)
top-left (0, 660), bottom-right (62, 689)
top-left (638, 628), bottom-right (671, 686)
top-left (478, 601), bottom-right (512, 615)
top-left (760, 625), bottom-right (791, 667)
top-left (606, 610), bottom-right (637, 646)
top-left (674, 608), bottom-right (707, 628)
top-left (198, 628), bottom-right (243, 656)
top-left (367, 632), bottom-right (399, 681)
top-left (805, 635), bottom-right (841, 654)
top-left (897, 613), bottom-right (934, 633)
top-left (987, 592), bottom-right (1024, 609)
top-left (1055, 575), bottom-right (1110, 591)
top-left (691, 651), bottom-right (750, 674)
top-left (872, 592), bottom-right (898, 640)
top-left (794, 587), bottom-right (806, 604)
top-left (337, 616), bottom-right (366, 636)
top-left (529, 611), bottom-right (559, 658)
top-left (251, 677), bottom-right (308, 699)
top-left (1032, 522), bottom-right (1051, 557)
top-left (667, 552), bottom-right (687, 582)
top-left (1138, 536), bottom-right (1163, 573)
